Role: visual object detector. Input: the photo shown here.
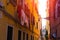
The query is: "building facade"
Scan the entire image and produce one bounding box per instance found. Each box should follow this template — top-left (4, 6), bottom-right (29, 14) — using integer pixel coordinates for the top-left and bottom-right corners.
top-left (54, 0), bottom-right (60, 40)
top-left (49, 0), bottom-right (60, 40)
top-left (49, 0), bottom-right (57, 39)
top-left (0, 0), bottom-right (41, 40)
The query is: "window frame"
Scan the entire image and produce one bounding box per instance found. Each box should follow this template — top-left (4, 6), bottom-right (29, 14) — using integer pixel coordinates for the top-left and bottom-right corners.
top-left (7, 26), bottom-right (13, 40)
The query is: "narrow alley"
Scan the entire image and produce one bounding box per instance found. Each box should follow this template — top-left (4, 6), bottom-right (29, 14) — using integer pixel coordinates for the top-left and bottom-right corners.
top-left (0, 0), bottom-right (60, 40)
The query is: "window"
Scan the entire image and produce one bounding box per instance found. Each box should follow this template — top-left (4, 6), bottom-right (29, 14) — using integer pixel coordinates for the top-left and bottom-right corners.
top-left (33, 17), bottom-right (35, 25)
top-left (31, 14), bottom-right (35, 25)
top-left (7, 26), bottom-right (13, 40)
top-left (31, 35), bottom-right (34, 40)
top-left (28, 20), bottom-right (30, 29)
top-left (18, 30), bottom-right (21, 40)
top-left (23, 32), bottom-right (25, 40)
top-left (36, 22), bottom-right (38, 29)
top-left (26, 34), bottom-right (28, 40)
top-left (31, 35), bottom-right (32, 40)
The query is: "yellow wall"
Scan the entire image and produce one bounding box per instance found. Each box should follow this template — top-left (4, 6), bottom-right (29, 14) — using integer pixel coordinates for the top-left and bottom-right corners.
top-left (0, 0), bottom-right (41, 40)
top-left (25, 0), bottom-right (40, 39)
